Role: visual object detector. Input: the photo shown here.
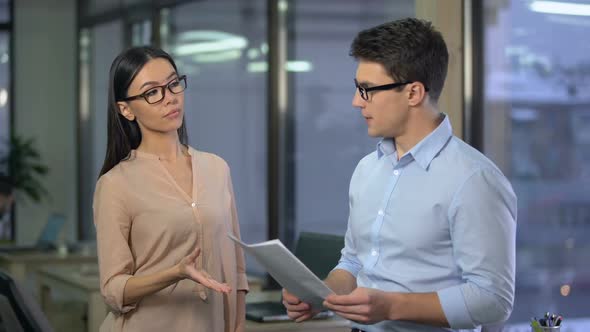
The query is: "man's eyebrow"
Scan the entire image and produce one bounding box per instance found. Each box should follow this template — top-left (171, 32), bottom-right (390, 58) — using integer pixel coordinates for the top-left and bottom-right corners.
top-left (139, 72), bottom-right (178, 90)
top-left (356, 80), bottom-right (373, 87)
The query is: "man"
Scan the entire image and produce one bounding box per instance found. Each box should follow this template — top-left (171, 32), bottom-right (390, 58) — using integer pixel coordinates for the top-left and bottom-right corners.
top-left (0, 174), bottom-right (14, 219)
top-left (282, 18), bottom-right (516, 332)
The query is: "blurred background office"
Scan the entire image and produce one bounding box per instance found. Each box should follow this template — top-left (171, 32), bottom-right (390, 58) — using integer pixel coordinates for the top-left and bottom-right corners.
top-left (0, 0), bottom-right (589, 331)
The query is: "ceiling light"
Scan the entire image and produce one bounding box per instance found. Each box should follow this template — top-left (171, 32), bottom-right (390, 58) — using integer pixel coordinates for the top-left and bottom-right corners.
top-left (530, 1), bottom-right (590, 16)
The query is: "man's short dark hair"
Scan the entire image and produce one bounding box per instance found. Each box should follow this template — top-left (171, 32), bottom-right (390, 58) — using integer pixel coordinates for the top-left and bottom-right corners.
top-left (350, 17), bottom-right (449, 102)
top-left (0, 174), bottom-right (13, 195)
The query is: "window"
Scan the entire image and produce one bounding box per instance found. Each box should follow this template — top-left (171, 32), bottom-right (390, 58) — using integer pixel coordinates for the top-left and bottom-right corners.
top-left (0, 0), bottom-right (10, 23)
top-left (0, 0), bottom-right (11, 241)
top-left (482, 0), bottom-right (590, 325)
top-left (292, 0), bottom-right (414, 236)
top-left (78, 21), bottom-right (124, 240)
top-left (0, 32), bottom-right (9, 156)
top-left (163, 1), bottom-right (268, 272)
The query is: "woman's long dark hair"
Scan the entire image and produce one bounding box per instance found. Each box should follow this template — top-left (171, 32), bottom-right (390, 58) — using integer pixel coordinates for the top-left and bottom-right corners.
top-left (99, 46), bottom-right (188, 177)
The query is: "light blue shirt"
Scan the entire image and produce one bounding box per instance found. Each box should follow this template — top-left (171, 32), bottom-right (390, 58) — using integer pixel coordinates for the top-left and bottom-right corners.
top-left (335, 115), bottom-right (517, 332)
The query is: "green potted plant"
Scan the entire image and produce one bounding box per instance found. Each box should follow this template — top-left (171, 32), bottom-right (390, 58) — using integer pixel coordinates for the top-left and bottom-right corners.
top-left (0, 134), bottom-right (50, 203)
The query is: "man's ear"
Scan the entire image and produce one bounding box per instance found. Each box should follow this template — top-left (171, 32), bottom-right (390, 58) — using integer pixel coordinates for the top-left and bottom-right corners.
top-left (407, 82), bottom-right (428, 107)
top-left (117, 102), bottom-right (136, 121)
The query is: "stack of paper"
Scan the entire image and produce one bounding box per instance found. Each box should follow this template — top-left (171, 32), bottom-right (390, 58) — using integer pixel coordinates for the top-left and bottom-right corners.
top-left (228, 234), bottom-right (334, 310)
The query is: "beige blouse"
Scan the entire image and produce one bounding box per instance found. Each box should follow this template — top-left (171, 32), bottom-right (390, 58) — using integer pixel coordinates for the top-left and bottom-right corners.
top-left (93, 147), bottom-right (248, 332)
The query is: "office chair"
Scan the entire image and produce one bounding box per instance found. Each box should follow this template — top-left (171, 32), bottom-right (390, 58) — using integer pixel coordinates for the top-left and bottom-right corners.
top-left (0, 294), bottom-right (24, 332)
top-left (294, 232), bottom-right (345, 280)
top-left (0, 271), bottom-right (54, 332)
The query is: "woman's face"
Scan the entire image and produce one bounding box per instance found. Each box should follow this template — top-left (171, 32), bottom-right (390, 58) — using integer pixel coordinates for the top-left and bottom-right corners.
top-left (117, 58), bottom-right (185, 136)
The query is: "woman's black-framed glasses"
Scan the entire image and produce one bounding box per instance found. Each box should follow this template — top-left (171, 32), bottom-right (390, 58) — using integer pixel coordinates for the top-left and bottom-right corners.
top-left (121, 75), bottom-right (187, 104)
top-left (354, 78), bottom-right (428, 101)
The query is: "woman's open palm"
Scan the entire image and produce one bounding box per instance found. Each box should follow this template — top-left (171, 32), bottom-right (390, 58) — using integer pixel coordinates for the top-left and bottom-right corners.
top-left (178, 247), bottom-right (231, 294)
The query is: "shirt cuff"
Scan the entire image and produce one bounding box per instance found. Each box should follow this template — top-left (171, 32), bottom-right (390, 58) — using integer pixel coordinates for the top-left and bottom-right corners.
top-left (334, 261), bottom-right (361, 278)
top-left (437, 285), bottom-right (475, 329)
top-left (236, 272), bottom-right (249, 292)
top-left (104, 274), bottom-right (136, 314)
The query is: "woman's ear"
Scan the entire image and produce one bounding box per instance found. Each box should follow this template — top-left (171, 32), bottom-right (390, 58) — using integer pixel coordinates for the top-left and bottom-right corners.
top-left (117, 102), bottom-right (136, 121)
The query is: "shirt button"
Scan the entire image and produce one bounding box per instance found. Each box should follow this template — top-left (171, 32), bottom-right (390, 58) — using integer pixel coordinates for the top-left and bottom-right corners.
top-left (393, 170), bottom-right (400, 176)
top-left (191, 202), bottom-right (196, 207)
top-left (378, 210), bottom-right (384, 216)
top-left (371, 250), bottom-right (378, 256)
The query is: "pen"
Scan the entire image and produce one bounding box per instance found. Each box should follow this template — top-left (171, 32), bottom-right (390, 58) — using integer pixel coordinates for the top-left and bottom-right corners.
top-left (533, 312), bottom-right (563, 329)
top-left (539, 318), bottom-right (546, 327)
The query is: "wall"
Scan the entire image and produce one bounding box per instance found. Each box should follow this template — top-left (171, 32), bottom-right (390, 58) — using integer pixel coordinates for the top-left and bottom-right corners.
top-left (416, 0), bottom-right (464, 138)
top-left (13, 0), bottom-right (77, 244)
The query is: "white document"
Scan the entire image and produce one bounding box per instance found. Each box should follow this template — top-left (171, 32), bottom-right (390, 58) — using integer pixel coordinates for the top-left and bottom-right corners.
top-left (228, 234), bottom-right (334, 310)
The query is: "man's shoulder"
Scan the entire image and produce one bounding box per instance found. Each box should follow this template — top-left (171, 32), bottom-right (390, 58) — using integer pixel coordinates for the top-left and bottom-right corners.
top-left (354, 150), bottom-right (380, 170)
top-left (443, 137), bottom-right (506, 179)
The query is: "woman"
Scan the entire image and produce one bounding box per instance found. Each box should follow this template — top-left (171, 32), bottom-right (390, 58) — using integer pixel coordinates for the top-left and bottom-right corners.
top-left (94, 46), bottom-right (248, 332)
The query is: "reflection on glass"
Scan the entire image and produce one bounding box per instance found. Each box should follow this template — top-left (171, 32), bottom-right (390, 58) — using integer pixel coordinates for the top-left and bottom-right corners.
top-left (0, 31), bottom-right (10, 241)
top-left (164, 1), bottom-right (268, 273)
top-left (483, 0), bottom-right (590, 326)
top-left (131, 19), bottom-right (151, 46)
top-left (79, 21), bottom-right (124, 240)
top-left (293, 0), bottom-right (414, 236)
top-left (0, 32), bottom-right (8, 145)
top-left (0, 0), bottom-right (9, 23)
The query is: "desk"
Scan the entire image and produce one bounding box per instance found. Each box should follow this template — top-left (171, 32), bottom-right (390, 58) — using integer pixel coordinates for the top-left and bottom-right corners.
top-left (37, 266), bottom-right (106, 332)
top-left (245, 291), bottom-right (350, 332)
top-left (34, 269), bottom-right (350, 332)
top-left (0, 251), bottom-right (97, 285)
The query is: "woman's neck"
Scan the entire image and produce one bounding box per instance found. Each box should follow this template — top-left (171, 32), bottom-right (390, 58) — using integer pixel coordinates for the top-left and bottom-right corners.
top-left (137, 131), bottom-right (185, 161)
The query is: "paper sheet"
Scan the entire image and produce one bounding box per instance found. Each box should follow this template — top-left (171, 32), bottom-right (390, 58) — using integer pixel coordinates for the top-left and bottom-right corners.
top-left (228, 234), bottom-right (334, 310)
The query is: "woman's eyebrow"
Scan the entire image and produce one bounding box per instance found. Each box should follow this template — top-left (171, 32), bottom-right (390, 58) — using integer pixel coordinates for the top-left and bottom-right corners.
top-left (139, 72), bottom-right (177, 90)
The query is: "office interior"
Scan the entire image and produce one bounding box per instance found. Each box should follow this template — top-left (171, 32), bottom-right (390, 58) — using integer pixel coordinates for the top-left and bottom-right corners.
top-left (0, 0), bottom-right (589, 331)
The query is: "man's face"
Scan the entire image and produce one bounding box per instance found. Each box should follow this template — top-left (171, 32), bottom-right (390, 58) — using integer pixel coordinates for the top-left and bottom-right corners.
top-left (352, 60), bottom-right (411, 138)
top-left (0, 193), bottom-right (13, 217)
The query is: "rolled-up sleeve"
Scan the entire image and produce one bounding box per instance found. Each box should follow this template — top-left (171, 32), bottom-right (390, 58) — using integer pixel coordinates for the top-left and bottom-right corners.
top-left (335, 164), bottom-right (364, 277)
top-left (438, 168), bottom-right (517, 329)
top-left (93, 174), bottom-right (137, 314)
top-left (334, 218), bottom-right (363, 277)
top-left (226, 166), bottom-right (249, 292)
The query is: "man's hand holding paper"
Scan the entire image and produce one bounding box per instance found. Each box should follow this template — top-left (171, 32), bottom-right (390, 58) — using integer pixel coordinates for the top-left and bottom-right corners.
top-left (227, 234), bottom-right (334, 310)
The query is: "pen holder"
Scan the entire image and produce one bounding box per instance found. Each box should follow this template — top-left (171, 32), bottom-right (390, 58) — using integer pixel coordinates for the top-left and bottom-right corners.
top-left (531, 325), bottom-right (560, 332)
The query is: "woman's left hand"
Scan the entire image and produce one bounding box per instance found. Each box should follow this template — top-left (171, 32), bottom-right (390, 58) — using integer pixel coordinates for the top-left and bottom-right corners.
top-left (177, 247), bottom-right (232, 294)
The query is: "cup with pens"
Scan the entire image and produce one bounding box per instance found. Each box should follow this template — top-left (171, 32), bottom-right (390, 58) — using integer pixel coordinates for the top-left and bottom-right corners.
top-left (531, 312), bottom-right (563, 331)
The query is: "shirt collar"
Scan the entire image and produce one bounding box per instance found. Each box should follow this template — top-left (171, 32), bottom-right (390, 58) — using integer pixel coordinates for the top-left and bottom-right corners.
top-left (377, 138), bottom-right (396, 159)
top-left (377, 114), bottom-right (453, 170)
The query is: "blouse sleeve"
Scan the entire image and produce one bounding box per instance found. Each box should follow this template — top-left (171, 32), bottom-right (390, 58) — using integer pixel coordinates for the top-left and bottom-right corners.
top-left (93, 173), bottom-right (137, 314)
top-left (226, 166), bottom-right (249, 292)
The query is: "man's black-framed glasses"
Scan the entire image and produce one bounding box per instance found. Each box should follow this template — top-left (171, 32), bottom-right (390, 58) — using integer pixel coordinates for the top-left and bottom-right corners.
top-left (354, 78), bottom-right (428, 101)
top-left (121, 75), bottom-right (187, 104)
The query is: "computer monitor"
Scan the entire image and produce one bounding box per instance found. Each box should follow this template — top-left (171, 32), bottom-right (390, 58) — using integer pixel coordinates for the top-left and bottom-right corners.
top-left (35, 213), bottom-right (65, 250)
